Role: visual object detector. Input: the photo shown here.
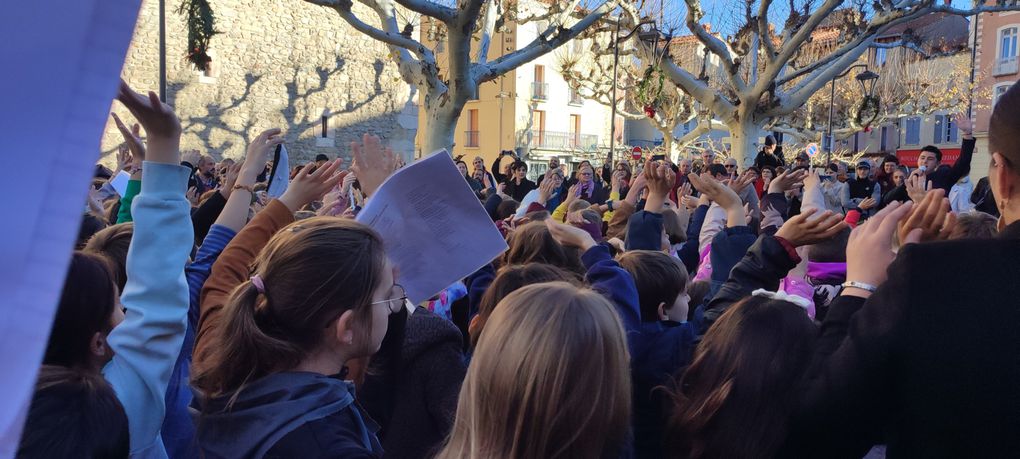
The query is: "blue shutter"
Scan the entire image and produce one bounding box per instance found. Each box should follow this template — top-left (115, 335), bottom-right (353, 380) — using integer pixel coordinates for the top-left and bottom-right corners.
top-left (949, 117), bottom-right (958, 143)
top-left (933, 115), bottom-right (944, 144)
top-left (906, 117), bottom-right (920, 145)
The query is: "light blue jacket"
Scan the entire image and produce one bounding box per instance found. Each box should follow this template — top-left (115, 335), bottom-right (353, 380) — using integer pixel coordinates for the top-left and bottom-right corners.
top-left (103, 162), bottom-right (193, 458)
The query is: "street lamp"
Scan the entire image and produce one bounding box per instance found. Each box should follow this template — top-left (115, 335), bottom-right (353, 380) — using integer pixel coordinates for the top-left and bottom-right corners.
top-left (608, 19), bottom-right (660, 166)
top-left (825, 64), bottom-right (879, 164)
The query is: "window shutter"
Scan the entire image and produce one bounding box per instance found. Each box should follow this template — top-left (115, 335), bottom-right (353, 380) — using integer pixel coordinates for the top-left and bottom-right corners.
top-left (949, 119), bottom-right (958, 143)
top-left (933, 115), bottom-right (944, 144)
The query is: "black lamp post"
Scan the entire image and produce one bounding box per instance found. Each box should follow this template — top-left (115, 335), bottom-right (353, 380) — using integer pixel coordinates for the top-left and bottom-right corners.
top-left (825, 64), bottom-right (879, 164)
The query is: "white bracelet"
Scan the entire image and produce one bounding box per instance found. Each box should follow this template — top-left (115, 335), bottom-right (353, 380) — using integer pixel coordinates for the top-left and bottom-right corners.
top-left (842, 281), bottom-right (877, 293)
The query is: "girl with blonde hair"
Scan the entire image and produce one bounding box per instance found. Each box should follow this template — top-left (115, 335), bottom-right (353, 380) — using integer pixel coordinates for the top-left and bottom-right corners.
top-left (438, 282), bottom-right (632, 459)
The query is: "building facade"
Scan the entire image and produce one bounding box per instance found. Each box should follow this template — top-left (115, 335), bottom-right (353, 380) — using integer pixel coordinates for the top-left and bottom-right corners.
top-left (972, 7), bottom-right (1020, 179)
top-left (105, 0), bottom-right (418, 165)
top-left (418, 5), bottom-right (614, 178)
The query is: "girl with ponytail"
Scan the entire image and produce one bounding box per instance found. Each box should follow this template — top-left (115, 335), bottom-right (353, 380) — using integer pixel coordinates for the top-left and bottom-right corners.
top-left (192, 135), bottom-right (404, 458)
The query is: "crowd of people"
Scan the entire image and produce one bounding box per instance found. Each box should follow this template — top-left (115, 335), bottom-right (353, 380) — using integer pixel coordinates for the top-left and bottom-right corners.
top-left (18, 77), bottom-right (1020, 459)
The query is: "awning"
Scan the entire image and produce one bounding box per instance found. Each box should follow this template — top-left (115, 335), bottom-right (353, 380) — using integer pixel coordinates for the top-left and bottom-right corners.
top-left (896, 148), bottom-right (961, 167)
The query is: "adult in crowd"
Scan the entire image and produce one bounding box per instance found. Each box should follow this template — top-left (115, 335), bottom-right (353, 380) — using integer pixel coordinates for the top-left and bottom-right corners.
top-left (193, 155), bottom-right (220, 194)
top-left (885, 113), bottom-right (975, 202)
top-left (754, 135), bottom-right (785, 171)
top-left (456, 159), bottom-right (483, 192)
top-left (794, 81), bottom-right (1020, 457)
top-left (503, 160), bottom-right (537, 202)
top-left (491, 150), bottom-right (517, 184)
top-left (844, 161), bottom-right (881, 217)
top-left (536, 157), bottom-right (562, 186)
top-left (875, 154), bottom-right (900, 193)
top-left (471, 156), bottom-right (496, 191)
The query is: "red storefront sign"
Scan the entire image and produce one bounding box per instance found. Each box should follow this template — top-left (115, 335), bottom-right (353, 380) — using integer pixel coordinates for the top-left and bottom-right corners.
top-left (896, 148), bottom-right (960, 167)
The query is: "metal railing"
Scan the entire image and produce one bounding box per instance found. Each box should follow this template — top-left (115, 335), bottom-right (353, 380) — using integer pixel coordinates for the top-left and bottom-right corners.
top-left (628, 139), bottom-right (663, 150)
top-left (995, 56), bottom-right (1018, 76)
top-left (520, 130), bottom-right (598, 150)
top-left (531, 82), bottom-right (549, 100)
top-left (465, 131), bottom-right (480, 148)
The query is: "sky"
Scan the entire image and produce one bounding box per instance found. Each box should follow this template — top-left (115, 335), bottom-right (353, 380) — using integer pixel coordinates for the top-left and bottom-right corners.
top-left (652, 0), bottom-right (977, 38)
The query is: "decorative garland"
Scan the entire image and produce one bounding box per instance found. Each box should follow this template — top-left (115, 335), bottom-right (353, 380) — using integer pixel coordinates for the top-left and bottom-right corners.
top-left (179, 0), bottom-right (219, 71)
top-left (637, 66), bottom-right (665, 118)
top-left (855, 94), bottom-right (881, 128)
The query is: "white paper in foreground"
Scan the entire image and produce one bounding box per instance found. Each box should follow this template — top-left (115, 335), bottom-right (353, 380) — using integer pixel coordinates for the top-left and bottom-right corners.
top-left (357, 150), bottom-right (508, 304)
top-left (0, 0), bottom-right (142, 455)
top-left (110, 170), bottom-right (132, 197)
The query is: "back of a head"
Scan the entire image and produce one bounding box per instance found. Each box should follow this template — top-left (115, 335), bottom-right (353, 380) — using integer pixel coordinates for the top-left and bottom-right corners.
top-left (668, 295), bottom-right (817, 459)
top-left (76, 213), bottom-right (107, 250)
top-left (504, 222), bottom-right (585, 276)
top-left (472, 263), bottom-right (579, 347)
top-left (707, 164), bottom-right (728, 178)
top-left (44, 252), bottom-right (117, 370)
top-left (807, 226), bottom-right (851, 263)
top-left (567, 199), bottom-right (592, 213)
top-left (496, 200), bottom-right (519, 220)
top-left (989, 81), bottom-right (1020, 170)
top-left (617, 251), bottom-right (688, 322)
top-left (661, 208), bottom-right (687, 245)
top-left (18, 366), bottom-right (129, 459)
top-left (441, 283), bottom-right (631, 459)
top-left (948, 212), bottom-right (998, 240)
top-left (83, 222), bottom-right (134, 292)
top-left (192, 217), bottom-right (386, 398)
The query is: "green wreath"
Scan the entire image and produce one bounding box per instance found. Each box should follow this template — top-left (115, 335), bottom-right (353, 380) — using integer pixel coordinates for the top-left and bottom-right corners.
top-left (855, 94), bottom-right (881, 128)
top-left (637, 66), bottom-right (665, 108)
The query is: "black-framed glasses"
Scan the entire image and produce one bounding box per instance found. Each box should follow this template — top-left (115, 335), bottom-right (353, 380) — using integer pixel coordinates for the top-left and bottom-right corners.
top-left (724, 164), bottom-right (736, 169)
top-left (369, 283), bottom-right (408, 314)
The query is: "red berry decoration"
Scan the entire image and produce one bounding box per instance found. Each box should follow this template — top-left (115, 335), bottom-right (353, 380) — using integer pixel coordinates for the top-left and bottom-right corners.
top-left (644, 105), bottom-right (656, 118)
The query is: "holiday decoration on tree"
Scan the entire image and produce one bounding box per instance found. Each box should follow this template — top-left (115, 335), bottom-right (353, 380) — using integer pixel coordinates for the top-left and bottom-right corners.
top-left (637, 66), bottom-right (665, 119)
top-left (855, 94), bottom-right (881, 130)
top-left (180, 0), bottom-right (219, 71)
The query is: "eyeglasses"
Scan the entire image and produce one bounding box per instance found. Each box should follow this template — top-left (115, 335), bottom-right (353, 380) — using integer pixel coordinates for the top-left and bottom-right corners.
top-left (369, 283), bottom-right (408, 314)
top-left (724, 165), bottom-right (736, 169)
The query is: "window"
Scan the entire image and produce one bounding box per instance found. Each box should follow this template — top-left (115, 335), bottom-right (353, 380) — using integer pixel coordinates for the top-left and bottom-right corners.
top-left (320, 115), bottom-right (329, 138)
top-left (466, 109), bottom-right (479, 148)
top-left (995, 83), bottom-right (1011, 106)
top-left (198, 50), bottom-right (219, 84)
top-left (315, 109), bottom-right (335, 147)
top-left (875, 47), bottom-right (888, 67)
top-left (932, 114), bottom-right (958, 144)
top-left (533, 110), bottom-right (546, 146)
top-left (880, 126), bottom-right (888, 152)
top-left (997, 27), bottom-right (1019, 75)
top-left (905, 117), bottom-right (921, 145)
top-left (532, 65), bottom-right (548, 100)
top-left (534, 65), bottom-right (545, 83)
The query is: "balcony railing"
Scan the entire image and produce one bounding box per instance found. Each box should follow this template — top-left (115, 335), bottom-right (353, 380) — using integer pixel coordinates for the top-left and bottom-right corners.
top-left (628, 139), bottom-right (663, 150)
top-left (994, 56), bottom-right (1018, 76)
top-left (520, 130), bottom-right (598, 150)
top-left (568, 88), bottom-right (584, 106)
top-left (531, 82), bottom-right (549, 100)
top-left (465, 130), bottom-right (480, 148)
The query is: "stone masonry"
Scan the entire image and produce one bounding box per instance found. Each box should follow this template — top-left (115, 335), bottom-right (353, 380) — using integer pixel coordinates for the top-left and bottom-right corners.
top-left (102, 0), bottom-right (418, 165)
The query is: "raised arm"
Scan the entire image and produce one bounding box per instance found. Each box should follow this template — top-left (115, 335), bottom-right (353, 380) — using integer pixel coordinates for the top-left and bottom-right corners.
top-left (945, 113), bottom-right (976, 186)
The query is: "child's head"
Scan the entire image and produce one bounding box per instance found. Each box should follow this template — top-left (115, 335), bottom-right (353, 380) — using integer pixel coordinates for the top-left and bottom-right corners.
top-left (948, 212), bottom-right (998, 240)
top-left (18, 366), bottom-right (129, 459)
top-left (44, 252), bottom-right (124, 372)
top-left (504, 222), bottom-right (585, 276)
top-left (191, 217), bottom-right (399, 398)
top-left (84, 223), bottom-right (134, 292)
top-left (617, 250), bottom-right (689, 322)
top-left (568, 199), bottom-right (592, 213)
top-left (440, 283), bottom-right (631, 459)
top-left (686, 280), bottom-right (710, 322)
top-left (661, 208), bottom-right (687, 245)
top-left (496, 199), bottom-right (519, 220)
top-left (667, 294), bottom-right (817, 458)
top-left (471, 263), bottom-right (579, 347)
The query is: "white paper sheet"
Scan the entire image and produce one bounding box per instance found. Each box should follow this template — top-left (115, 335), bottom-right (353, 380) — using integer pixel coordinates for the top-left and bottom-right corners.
top-left (110, 170), bottom-right (132, 197)
top-left (0, 1), bottom-right (142, 455)
top-left (267, 144), bottom-right (289, 198)
top-left (357, 150), bottom-right (508, 304)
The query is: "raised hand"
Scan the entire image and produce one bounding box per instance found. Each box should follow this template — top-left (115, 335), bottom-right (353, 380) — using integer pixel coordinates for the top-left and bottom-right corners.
top-left (906, 172), bottom-right (931, 203)
top-left (728, 172), bottom-right (756, 195)
top-left (563, 184), bottom-right (580, 205)
top-left (897, 188), bottom-right (956, 244)
top-left (241, 128), bottom-right (285, 183)
top-left (858, 197), bottom-right (878, 211)
top-left (645, 162), bottom-right (676, 199)
top-left (955, 112), bottom-right (974, 138)
top-left (768, 169), bottom-right (808, 194)
top-left (111, 112), bottom-right (145, 168)
top-left (803, 170), bottom-right (821, 191)
top-left (536, 173), bottom-right (558, 205)
top-left (350, 134), bottom-right (398, 197)
top-left (845, 200), bottom-right (916, 293)
top-left (611, 170), bottom-right (626, 191)
top-left (688, 172), bottom-right (741, 212)
top-left (115, 144), bottom-right (133, 173)
top-left (279, 160), bottom-right (347, 212)
top-left (221, 162), bottom-right (243, 195)
top-left (341, 171), bottom-right (358, 194)
top-left (775, 208), bottom-right (848, 247)
top-left (545, 218), bottom-right (597, 251)
top-left (115, 79), bottom-right (181, 164)
top-left (186, 186), bottom-right (199, 205)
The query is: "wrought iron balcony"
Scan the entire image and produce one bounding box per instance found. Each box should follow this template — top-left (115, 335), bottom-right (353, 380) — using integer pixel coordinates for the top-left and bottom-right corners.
top-left (531, 82), bottom-right (549, 100)
top-left (520, 130), bottom-right (598, 150)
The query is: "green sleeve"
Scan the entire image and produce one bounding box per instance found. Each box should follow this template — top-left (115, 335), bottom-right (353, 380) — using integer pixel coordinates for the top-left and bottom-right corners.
top-left (116, 179), bottom-right (142, 224)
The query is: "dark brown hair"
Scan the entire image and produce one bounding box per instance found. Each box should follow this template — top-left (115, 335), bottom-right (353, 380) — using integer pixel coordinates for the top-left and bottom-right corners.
top-left (503, 222), bottom-right (585, 276)
top-left (617, 251), bottom-right (688, 322)
top-left (191, 217), bottom-right (386, 398)
top-left (470, 263), bottom-right (579, 348)
top-left (667, 295), bottom-right (817, 458)
top-left (84, 222), bottom-right (134, 292)
top-left (948, 212), bottom-right (998, 240)
top-left (496, 200), bottom-right (520, 220)
top-left (44, 252), bottom-right (118, 369)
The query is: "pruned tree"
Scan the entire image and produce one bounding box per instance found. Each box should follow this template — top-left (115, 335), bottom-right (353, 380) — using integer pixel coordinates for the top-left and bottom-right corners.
top-left (611, 0), bottom-right (1020, 165)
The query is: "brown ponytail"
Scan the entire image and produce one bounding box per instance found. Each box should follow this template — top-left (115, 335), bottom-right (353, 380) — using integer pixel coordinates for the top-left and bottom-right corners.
top-left (192, 217), bottom-right (386, 399)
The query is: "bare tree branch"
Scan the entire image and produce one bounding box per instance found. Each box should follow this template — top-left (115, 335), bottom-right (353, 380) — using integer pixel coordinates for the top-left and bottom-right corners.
top-left (475, 0), bottom-right (499, 64)
top-left (682, 0), bottom-right (746, 93)
top-left (392, 0), bottom-right (456, 23)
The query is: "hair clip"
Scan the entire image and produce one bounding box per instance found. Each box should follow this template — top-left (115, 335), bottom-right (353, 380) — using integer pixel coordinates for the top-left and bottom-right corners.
top-left (250, 274), bottom-right (266, 294)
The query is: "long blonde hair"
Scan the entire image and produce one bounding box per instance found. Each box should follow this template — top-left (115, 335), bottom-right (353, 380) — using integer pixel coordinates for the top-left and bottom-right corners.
top-left (438, 282), bottom-right (631, 459)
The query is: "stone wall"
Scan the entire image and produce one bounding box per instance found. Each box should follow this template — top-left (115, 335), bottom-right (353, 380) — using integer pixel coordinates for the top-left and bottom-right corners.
top-left (103, 0), bottom-right (417, 165)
